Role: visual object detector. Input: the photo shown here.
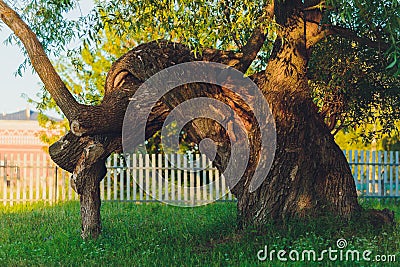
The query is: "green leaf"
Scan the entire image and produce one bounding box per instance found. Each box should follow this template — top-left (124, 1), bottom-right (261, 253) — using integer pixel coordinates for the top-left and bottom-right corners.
top-left (386, 54), bottom-right (397, 69)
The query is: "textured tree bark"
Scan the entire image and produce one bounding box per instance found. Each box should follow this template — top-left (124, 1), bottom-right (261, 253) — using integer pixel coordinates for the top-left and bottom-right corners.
top-left (78, 160), bottom-right (105, 239)
top-left (48, 41), bottom-right (199, 238)
top-left (232, 90), bottom-right (363, 227)
top-left (230, 7), bottom-right (363, 226)
top-left (229, 5), bottom-right (393, 227)
top-left (62, 135), bottom-right (119, 239)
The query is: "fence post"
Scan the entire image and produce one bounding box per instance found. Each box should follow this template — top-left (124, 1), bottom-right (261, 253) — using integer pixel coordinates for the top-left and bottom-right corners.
top-left (126, 153), bottom-right (131, 201)
top-left (55, 166), bottom-right (58, 203)
top-left (170, 154), bottom-right (175, 201)
top-left (132, 154), bottom-right (137, 201)
top-left (177, 154), bottom-right (182, 202)
top-left (190, 154), bottom-right (194, 205)
top-left (164, 154), bottom-right (169, 201)
top-left (3, 154), bottom-right (7, 205)
top-left (360, 151), bottom-right (365, 195)
top-left (139, 154), bottom-right (144, 201)
top-left (120, 155), bottom-right (124, 201)
top-left (23, 153), bottom-right (27, 202)
top-left (383, 151), bottom-right (388, 196)
top-left (396, 151), bottom-right (399, 197)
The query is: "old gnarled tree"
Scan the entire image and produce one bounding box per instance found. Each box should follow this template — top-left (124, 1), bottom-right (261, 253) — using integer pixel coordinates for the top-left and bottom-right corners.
top-left (0, 0), bottom-right (397, 239)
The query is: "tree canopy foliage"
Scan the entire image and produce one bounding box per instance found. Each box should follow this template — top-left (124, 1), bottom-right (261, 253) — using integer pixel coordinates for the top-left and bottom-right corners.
top-left (2, 0), bottom-right (400, 144)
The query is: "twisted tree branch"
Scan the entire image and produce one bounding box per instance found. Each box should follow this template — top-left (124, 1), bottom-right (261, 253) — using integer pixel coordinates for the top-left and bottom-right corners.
top-left (306, 22), bottom-right (391, 50)
top-left (234, 1), bottom-right (275, 73)
top-left (326, 25), bottom-right (390, 50)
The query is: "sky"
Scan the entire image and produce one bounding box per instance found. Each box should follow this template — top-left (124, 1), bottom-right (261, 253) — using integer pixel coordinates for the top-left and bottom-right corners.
top-left (0, 1), bottom-right (94, 116)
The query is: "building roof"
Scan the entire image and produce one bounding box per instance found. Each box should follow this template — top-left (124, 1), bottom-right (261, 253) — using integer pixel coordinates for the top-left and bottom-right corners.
top-left (1, 109), bottom-right (39, 121)
top-left (0, 109), bottom-right (61, 121)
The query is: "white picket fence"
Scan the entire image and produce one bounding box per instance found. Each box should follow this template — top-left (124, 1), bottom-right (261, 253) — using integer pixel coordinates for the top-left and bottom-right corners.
top-left (101, 153), bottom-right (233, 206)
top-left (0, 153), bottom-right (233, 206)
top-left (0, 151), bottom-right (399, 205)
top-left (344, 150), bottom-right (400, 198)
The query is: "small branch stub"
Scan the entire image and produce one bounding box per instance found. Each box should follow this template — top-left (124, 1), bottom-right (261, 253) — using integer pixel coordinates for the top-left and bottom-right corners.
top-left (70, 120), bottom-right (84, 137)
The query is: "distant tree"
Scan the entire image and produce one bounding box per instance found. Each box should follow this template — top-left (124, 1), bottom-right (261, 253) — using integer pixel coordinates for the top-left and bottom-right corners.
top-left (335, 121), bottom-right (400, 151)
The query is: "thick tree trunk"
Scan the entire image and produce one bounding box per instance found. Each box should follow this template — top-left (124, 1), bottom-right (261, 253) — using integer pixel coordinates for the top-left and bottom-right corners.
top-left (51, 134), bottom-right (119, 239)
top-left (49, 41), bottom-right (198, 239)
top-left (229, 9), bottom-right (362, 226)
top-left (232, 88), bottom-right (395, 228)
top-left (78, 160), bottom-right (106, 239)
top-left (230, 7), bottom-right (394, 227)
top-left (73, 144), bottom-right (108, 239)
top-left (233, 91), bottom-right (362, 227)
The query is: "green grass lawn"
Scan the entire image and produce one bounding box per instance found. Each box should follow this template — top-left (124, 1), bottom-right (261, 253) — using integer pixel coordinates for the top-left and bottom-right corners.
top-left (0, 199), bottom-right (399, 266)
